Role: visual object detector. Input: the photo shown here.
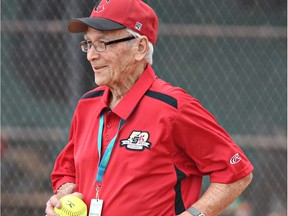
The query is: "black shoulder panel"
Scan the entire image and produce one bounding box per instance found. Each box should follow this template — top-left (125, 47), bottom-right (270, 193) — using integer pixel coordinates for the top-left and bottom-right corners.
top-left (81, 90), bottom-right (104, 99)
top-left (145, 90), bottom-right (178, 109)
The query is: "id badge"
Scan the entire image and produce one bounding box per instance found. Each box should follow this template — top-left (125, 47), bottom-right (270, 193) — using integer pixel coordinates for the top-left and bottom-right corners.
top-left (89, 199), bottom-right (104, 216)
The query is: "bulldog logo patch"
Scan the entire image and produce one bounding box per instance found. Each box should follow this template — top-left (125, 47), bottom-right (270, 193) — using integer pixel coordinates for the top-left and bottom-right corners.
top-left (120, 131), bottom-right (151, 151)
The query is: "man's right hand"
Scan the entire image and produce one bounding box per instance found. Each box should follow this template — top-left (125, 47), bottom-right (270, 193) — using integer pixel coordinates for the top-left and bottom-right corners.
top-left (45, 194), bottom-right (63, 216)
top-left (45, 192), bottom-right (83, 216)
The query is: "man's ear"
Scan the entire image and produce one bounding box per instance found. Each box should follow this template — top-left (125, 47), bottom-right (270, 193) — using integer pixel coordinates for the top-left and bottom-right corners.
top-left (135, 36), bottom-right (149, 61)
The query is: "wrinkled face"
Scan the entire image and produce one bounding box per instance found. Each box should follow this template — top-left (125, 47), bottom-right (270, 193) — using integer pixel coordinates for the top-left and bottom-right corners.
top-left (85, 27), bottom-right (137, 88)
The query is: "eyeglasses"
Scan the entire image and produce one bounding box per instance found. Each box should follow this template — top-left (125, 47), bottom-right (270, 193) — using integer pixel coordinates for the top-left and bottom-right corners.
top-left (79, 36), bottom-right (136, 53)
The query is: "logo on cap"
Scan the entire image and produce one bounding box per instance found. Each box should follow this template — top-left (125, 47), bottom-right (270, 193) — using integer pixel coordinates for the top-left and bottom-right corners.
top-left (95, 5), bottom-right (105, 13)
top-left (94, 0), bottom-right (111, 13)
top-left (135, 22), bottom-right (142, 31)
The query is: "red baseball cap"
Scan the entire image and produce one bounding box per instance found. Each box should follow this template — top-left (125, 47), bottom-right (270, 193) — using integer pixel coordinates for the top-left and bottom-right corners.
top-left (67, 0), bottom-right (159, 44)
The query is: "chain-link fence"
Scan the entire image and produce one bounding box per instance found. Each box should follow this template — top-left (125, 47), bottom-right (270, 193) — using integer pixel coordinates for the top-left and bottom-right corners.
top-left (1, 0), bottom-right (287, 215)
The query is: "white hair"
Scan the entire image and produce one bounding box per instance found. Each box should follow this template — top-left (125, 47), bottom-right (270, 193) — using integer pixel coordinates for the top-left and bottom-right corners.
top-left (125, 28), bottom-right (154, 65)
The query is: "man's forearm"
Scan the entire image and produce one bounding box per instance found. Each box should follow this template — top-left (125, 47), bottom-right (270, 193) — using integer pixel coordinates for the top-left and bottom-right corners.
top-left (186, 173), bottom-right (253, 216)
top-left (56, 182), bottom-right (76, 196)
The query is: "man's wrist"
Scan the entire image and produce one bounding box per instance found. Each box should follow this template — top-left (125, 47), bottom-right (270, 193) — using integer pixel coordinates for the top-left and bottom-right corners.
top-left (186, 206), bottom-right (206, 216)
top-left (56, 182), bottom-right (76, 196)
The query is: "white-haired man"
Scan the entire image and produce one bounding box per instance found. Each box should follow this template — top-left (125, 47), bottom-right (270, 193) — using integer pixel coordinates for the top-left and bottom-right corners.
top-left (46, 0), bottom-right (253, 215)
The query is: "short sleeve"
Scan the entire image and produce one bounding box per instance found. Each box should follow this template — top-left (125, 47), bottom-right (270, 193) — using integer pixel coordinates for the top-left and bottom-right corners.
top-left (172, 99), bottom-right (254, 183)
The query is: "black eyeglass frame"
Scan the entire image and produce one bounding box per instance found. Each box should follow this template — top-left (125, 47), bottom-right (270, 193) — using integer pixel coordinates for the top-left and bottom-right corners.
top-left (80, 36), bottom-right (136, 52)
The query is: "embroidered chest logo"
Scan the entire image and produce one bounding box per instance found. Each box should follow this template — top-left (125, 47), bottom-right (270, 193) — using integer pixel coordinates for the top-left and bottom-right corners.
top-left (120, 131), bottom-right (151, 151)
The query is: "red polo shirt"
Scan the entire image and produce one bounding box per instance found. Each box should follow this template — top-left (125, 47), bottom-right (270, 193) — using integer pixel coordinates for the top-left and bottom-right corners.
top-left (51, 64), bottom-right (253, 216)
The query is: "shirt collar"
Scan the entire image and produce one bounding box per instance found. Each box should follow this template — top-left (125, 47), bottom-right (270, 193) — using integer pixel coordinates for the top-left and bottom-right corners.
top-left (108, 64), bottom-right (155, 120)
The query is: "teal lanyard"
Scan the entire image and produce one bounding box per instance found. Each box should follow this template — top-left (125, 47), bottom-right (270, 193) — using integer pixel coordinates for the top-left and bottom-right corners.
top-left (96, 111), bottom-right (125, 183)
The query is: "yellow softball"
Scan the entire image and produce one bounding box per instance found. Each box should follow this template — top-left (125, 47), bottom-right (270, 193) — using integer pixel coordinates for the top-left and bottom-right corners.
top-left (54, 194), bottom-right (87, 216)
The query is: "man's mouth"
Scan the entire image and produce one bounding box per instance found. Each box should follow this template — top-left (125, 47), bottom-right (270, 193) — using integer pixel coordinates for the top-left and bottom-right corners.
top-left (94, 66), bottom-right (107, 70)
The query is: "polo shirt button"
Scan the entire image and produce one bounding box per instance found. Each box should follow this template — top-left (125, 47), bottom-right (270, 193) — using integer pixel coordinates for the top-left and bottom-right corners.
top-left (105, 135), bottom-right (110, 142)
top-left (107, 123), bottom-right (112, 129)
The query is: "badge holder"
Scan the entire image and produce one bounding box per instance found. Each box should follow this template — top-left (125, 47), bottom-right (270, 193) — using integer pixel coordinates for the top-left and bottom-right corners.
top-left (89, 185), bottom-right (103, 216)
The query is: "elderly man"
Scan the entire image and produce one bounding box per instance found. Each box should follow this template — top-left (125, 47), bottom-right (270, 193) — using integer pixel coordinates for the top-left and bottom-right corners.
top-left (46, 0), bottom-right (253, 215)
